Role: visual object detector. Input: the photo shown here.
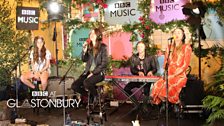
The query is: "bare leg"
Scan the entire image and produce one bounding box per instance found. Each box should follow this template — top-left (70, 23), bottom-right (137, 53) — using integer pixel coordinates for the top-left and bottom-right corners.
top-left (39, 71), bottom-right (49, 91)
top-left (20, 71), bottom-right (35, 89)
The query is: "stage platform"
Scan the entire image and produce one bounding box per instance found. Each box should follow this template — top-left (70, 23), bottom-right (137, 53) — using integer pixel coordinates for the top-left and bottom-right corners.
top-left (14, 103), bottom-right (210, 126)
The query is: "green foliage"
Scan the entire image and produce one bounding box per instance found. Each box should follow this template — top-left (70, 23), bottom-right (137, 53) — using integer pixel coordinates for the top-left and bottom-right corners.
top-left (146, 44), bottom-right (158, 55)
top-left (74, 0), bottom-right (93, 5)
top-left (206, 0), bottom-right (224, 22)
top-left (106, 56), bottom-right (131, 75)
top-left (205, 48), bottom-right (224, 94)
top-left (138, 0), bottom-right (151, 13)
top-left (122, 0), bottom-right (189, 56)
top-left (203, 95), bottom-right (224, 125)
top-left (65, 18), bottom-right (109, 32)
top-left (72, 0), bottom-right (107, 6)
top-left (50, 58), bottom-right (85, 77)
top-left (188, 1), bottom-right (224, 124)
top-left (65, 18), bottom-right (82, 31)
top-left (203, 48), bottom-right (224, 125)
top-left (0, 1), bottom-right (30, 86)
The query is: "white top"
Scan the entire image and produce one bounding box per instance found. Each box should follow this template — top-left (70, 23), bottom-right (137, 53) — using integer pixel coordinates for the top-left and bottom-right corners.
top-left (30, 49), bottom-right (51, 73)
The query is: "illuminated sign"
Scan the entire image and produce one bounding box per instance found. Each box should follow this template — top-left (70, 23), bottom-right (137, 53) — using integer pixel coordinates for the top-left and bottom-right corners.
top-left (150, 0), bottom-right (189, 24)
top-left (104, 0), bottom-right (142, 25)
top-left (16, 7), bottom-right (39, 30)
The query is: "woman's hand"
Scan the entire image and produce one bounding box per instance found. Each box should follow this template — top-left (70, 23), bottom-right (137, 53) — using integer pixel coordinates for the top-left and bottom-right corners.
top-left (138, 72), bottom-right (144, 76)
top-left (147, 71), bottom-right (153, 76)
top-left (87, 72), bottom-right (93, 78)
top-left (33, 72), bottom-right (41, 80)
top-left (83, 41), bottom-right (88, 53)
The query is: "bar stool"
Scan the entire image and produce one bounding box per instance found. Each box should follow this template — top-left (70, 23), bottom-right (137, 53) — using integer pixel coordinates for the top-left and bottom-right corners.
top-left (87, 82), bottom-right (107, 125)
top-left (30, 79), bottom-right (50, 114)
top-left (29, 78), bottom-right (42, 113)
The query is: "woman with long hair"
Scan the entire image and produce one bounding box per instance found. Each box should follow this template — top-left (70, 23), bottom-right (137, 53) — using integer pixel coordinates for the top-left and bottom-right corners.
top-left (20, 36), bottom-right (51, 91)
top-left (151, 28), bottom-right (192, 105)
top-left (71, 28), bottom-right (108, 103)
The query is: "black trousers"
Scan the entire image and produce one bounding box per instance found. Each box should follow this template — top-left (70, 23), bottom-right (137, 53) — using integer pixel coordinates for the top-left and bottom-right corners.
top-left (124, 82), bottom-right (151, 98)
top-left (71, 72), bottom-right (104, 97)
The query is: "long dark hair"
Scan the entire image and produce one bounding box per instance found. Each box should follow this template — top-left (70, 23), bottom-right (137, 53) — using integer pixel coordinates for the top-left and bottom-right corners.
top-left (33, 36), bottom-right (46, 63)
top-left (173, 28), bottom-right (186, 44)
top-left (179, 28), bottom-right (186, 43)
top-left (89, 28), bottom-right (102, 56)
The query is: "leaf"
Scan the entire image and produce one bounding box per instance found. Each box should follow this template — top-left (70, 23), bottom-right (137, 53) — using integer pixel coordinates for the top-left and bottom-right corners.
top-left (206, 109), bottom-right (224, 124)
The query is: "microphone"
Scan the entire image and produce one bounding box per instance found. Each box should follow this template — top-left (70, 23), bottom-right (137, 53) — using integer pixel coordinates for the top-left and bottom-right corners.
top-left (52, 27), bottom-right (57, 41)
top-left (168, 36), bottom-right (176, 40)
top-left (84, 38), bottom-right (91, 47)
top-left (28, 45), bottom-right (33, 50)
top-left (83, 38), bottom-right (91, 52)
top-left (86, 38), bottom-right (91, 44)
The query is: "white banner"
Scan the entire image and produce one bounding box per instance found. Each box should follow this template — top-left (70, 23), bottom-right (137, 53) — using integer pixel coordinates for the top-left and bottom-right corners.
top-left (104, 0), bottom-right (142, 25)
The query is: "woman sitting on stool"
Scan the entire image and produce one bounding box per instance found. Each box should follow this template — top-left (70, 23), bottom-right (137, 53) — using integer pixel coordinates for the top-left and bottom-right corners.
top-left (20, 36), bottom-right (51, 91)
top-left (71, 28), bottom-right (108, 105)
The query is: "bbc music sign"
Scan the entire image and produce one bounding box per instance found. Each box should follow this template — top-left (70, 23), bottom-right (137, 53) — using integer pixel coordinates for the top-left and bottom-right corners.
top-left (16, 7), bottom-right (39, 30)
top-left (150, 0), bottom-right (190, 24)
top-left (104, 0), bottom-right (142, 25)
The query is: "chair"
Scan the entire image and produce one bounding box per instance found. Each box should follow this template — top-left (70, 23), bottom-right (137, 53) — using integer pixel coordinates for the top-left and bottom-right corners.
top-left (178, 76), bottom-right (205, 117)
top-left (86, 82), bottom-right (107, 125)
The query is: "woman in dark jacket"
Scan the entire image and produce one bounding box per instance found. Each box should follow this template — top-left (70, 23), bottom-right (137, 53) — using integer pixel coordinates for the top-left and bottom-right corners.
top-left (71, 28), bottom-right (108, 101)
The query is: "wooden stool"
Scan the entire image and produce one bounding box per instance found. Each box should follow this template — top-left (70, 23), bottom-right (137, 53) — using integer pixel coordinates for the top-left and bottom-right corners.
top-left (87, 82), bottom-right (107, 125)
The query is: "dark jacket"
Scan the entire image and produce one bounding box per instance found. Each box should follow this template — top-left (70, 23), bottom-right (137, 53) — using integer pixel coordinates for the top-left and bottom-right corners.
top-left (130, 54), bottom-right (157, 76)
top-left (81, 43), bottom-right (108, 75)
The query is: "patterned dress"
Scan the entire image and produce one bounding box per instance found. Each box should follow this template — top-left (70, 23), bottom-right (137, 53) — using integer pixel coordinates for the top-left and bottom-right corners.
top-left (151, 44), bottom-right (192, 104)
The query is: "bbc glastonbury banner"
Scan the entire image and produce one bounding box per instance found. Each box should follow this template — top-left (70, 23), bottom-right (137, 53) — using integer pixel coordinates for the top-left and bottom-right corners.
top-left (150, 0), bottom-right (189, 24)
top-left (16, 7), bottom-right (39, 30)
top-left (104, 0), bottom-right (142, 25)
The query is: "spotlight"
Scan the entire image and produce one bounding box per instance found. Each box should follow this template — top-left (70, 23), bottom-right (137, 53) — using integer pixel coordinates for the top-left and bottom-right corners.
top-left (182, 1), bottom-right (207, 26)
top-left (192, 8), bottom-right (200, 15)
top-left (44, 0), bottom-right (64, 77)
top-left (46, 0), bottom-right (64, 21)
top-left (182, 1), bottom-right (207, 80)
top-left (49, 2), bottom-right (60, 14)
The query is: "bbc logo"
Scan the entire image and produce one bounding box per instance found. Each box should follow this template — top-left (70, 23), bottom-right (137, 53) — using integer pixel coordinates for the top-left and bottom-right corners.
top-left (22, 9), bottom-right (36, 16)
top-left (114, 2), bottom-right (131, 8)
top-left (32, 91), bottom-right (48, 97)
